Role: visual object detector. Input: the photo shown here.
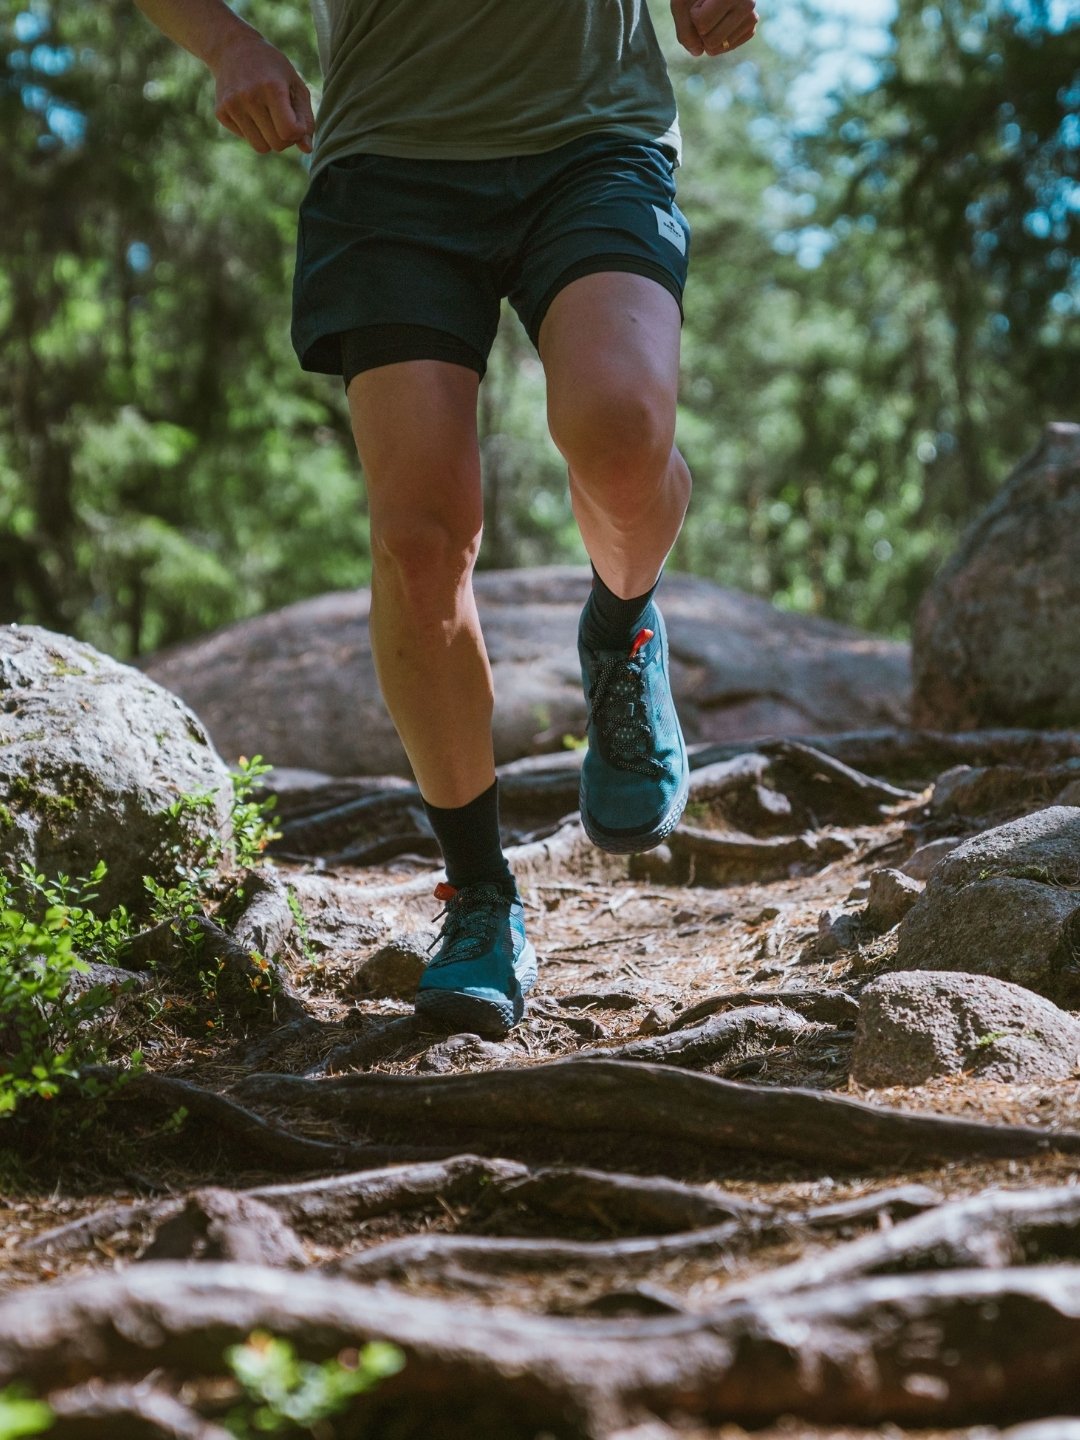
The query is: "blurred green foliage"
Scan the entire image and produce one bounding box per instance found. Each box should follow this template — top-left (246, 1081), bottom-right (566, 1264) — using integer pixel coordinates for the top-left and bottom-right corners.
top-left (1, 0), bottom-right (1076, 651)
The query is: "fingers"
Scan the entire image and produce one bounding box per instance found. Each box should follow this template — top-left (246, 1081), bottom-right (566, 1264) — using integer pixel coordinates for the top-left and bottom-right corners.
top-left (290, 81), bottom-right (316, 153)
top-left (670, 0), bottom-right (705, 55)
top-left (213, 55), bottom-right (315, 155)
top-left (689, 0), bottom-right (759, 56)
top-left (262, 78), bottom-right (313, 152)
top-left (221, 103), bottom-right (272, 153)
top-left (717, 17), bottom-right (757, 52)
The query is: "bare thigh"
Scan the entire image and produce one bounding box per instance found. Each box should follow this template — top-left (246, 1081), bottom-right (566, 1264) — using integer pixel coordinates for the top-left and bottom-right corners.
top-left (345, 361), bottom-right (484, 548)
top-left (538, 271), bottom-right (682, 469)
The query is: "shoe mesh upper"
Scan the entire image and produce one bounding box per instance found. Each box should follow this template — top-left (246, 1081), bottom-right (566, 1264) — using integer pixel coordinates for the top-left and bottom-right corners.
top-left (586, 652), bottom-right (665, 778)
top-left (427, 883), bottom-right (513, 969)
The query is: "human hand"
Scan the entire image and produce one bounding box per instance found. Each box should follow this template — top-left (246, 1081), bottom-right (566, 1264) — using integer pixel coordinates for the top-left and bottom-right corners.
top-left (670, 0), bottom-right (759, 58)
top-left (210, 32), bottom-right (315, 154)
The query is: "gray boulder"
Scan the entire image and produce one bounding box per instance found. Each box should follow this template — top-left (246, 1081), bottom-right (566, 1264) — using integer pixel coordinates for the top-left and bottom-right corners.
top-left (913, 422), bottom-right (1080, 729)
top-left (0, 625), bottom-right (232, 914)
top-left (899, 836), bottom-right (962, 882)
top-left (417, 1034), bottom-right (515, 1073)
top-left (853, 971), bottom-right (1080, 1087)
top-left (862, 867), bottom-right (923, 932)
top-left (144, 567), bottom-right (910, 777)
top-left (345, 931), bottom-right (432, 1000)
top-left (930, 759), bottom-right (1080, 823)
top-left (818, 905), bottom-right (859, 956)
top-left (894, 807), bottom-right (1080, 1004)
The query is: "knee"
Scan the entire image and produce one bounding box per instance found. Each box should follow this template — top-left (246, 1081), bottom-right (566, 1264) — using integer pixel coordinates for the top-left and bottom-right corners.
top-left (371, 507), bottom-right (482, 600)
top-left (549, 383), bottom-right (676, 493)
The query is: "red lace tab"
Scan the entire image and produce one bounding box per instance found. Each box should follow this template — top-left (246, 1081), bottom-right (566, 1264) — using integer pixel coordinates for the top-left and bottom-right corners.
top-left (629, 627), bottom-right (654, 659)
top-left (433, 881), bottom-right (458, 902)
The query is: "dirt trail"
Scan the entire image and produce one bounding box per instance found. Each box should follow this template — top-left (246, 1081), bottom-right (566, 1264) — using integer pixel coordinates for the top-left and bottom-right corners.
top-left (4, 731), bottom-right (1080, 1439)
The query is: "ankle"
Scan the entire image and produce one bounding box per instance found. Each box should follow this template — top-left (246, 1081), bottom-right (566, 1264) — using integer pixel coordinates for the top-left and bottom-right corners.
top-left (423, 779), bottom-right (514, 892)
top-left (583, 564), bottom-right (659, 648)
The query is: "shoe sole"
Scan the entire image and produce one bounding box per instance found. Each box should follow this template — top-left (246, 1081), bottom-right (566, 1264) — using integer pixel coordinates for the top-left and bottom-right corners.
top-left (579, 768), bottom-right (689, 855)
top-left (414, 943), bottom-right (538, 1039)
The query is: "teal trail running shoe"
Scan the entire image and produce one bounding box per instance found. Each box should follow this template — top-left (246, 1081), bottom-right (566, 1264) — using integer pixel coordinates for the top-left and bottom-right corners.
top-left (578, 602), bottom-right (689, 854)
top-left (414, 881), bottom-right (537, 1037)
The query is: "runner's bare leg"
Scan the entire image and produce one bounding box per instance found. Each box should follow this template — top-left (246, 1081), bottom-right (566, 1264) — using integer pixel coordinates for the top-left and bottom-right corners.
top-left (539, 271), bottom-right (690, 597)
top-left (346, 360), bottom-right (495, 810)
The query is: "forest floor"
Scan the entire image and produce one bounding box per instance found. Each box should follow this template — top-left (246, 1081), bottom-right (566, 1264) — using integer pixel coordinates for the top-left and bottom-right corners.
top-left (3, 732), bottom-right (1080, 1439)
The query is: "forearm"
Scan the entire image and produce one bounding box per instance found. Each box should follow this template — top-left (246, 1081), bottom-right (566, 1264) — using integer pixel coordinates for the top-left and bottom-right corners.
top-left (132, 0), bottom-right (261, 69)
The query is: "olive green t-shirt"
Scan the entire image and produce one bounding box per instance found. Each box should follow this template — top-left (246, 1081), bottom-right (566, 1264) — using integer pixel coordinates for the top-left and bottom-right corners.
top-left (307, 0), bottom-right (680, 175)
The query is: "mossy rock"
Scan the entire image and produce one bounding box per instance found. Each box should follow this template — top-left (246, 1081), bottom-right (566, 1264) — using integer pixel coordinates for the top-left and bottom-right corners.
top-left (0, 626), bottom-right (232, 915)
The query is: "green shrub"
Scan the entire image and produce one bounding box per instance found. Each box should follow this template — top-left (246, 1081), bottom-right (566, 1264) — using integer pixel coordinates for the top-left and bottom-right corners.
top-left (0, 1388), bottom-right (52, 1440)
top-left (0, 864), bottom-right (139, 1118)
top-left (225, 1331), bottom-right (404, 1437)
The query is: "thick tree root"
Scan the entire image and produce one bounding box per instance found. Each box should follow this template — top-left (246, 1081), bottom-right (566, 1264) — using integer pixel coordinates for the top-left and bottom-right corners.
top-left (121, 874), bottom-right (307, 1026)
top-left (7, 1263), bottom-right (1080, 1433)
top-left (333, 1181), bottom-right (950, 1286)
top-left (667, 987), bottom-right (859, 1031)
top-left (717, 1185), bottom-right (1080, 1305)
top-left (47, 1382), bottom-right (234, 1439)
top-left (759, 738), bottom-right (918, 818)
top-left (582, 1004), bottom-right (820, 1068)
top-left (265, 730), bottom-right (1080, 869)
top-left (22, 1164), bottom-right (936, 1265)
top-left (90, 1068), bottom-right (446, 1172)
top-left (645, 825), bottom-right (857, 886)
top-left (332, 1217), bottom-right (758, 1283)
top-left (228, 1058), bottom-right (1080, 1168)
top-left (23, 1157), bottom-right (774, 1261)
top-left (702, 727), bottom-right (1080, 785)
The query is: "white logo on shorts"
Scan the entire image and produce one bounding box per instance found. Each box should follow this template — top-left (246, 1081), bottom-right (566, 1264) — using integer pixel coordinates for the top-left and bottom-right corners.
top-left (652, 205), bottom-right (686, 256)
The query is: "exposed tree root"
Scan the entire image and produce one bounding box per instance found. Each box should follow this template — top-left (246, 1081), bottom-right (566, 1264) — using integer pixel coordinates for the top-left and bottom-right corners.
top-left (23, 1157), bottom-right (775, 1262)
top-left (333, 1180), bottom-right (950, 1285)
top-left (717, 1185), bottom-right (1080, 1306)
top-left (717, 727), bottom-right (1080, 784)
top-left (302, 1016), bottom-right (427, 1076)
top-left (479, 1164), bottom-right (775, 1237)
top-left (137, 1188), bottom-right (307, 1267)
top-left (7, 1262), bottom-right (1080, 1433)
top-left (667, 987), bottom-right (859, 1031)
top-left (274, 787), bottom-right (435, 861)
top-left (48, 1382), bottom-right (234, 1440)
top-left (582, 1004), bottom-right (820, 1068)
top-left (225, 870), bottom-right (296, 969)
top-left (22, 1164), bottom-right (938, 1268)
top-left (759, 738), bottom-right (918, 819)
top-left (90, 1068), bottom-right (442, 1172)
top-left (638, 825), bottom-right (857, 886)
top-left (263, 730), bottom-right (1080, 871)
top-left (332, 1216), bottom-right (757, 1283)
top-left (186, 916), bottom-right (308, 1023)
top-left (121, 883), bottom-right (307, 1026)
top-left (228, 1058), bottom-right (1080, 1168)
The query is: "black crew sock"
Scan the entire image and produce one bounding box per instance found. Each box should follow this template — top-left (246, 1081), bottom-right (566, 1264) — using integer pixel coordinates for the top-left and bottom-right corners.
top-left (583, 563), bottom-right (660, 650)
top-left (423, 779), bottom-right (516, 895)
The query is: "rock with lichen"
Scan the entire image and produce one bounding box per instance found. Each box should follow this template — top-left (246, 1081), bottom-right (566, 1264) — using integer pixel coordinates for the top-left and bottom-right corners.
top-left (0, 625), bottom-right (232, 915)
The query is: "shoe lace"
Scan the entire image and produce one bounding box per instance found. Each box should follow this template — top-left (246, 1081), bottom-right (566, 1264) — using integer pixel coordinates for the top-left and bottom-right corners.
top-left (587, 632), bottom-right (664, 779)
top-left (426, 882), bottom-right (507, 968)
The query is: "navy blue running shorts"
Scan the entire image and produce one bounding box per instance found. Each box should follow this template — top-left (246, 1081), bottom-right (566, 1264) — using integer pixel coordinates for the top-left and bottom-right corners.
top-left (290, 131), bottom-right (691, 387)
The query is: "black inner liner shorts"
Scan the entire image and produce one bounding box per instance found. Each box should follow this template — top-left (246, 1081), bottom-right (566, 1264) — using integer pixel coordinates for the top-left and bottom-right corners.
top-left (290, 131), bottom-right (691, 388)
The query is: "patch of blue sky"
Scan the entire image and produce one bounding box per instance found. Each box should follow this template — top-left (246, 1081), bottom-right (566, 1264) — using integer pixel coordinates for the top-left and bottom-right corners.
top-left (13, 11), bottom-right (48, 44)
top-left (126, 242), bottom-right (153, 274)
top-left (46, 101), bottom-right (84, 144)
top-left (29, 43), bottom-right (73, 76)
top-left (768, 0), bottom-right (895, 132)
top-left (20, 82), bottom-right (48, 112)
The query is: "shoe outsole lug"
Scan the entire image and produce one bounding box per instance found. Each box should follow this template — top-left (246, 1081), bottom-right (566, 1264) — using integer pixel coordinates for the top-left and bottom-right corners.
top-left (579, 770), bottom-right (689, 855)
top-left (414, 944), bottom-right (538, 1038)
top-left (414, 989), bottom-right (518, 1038)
